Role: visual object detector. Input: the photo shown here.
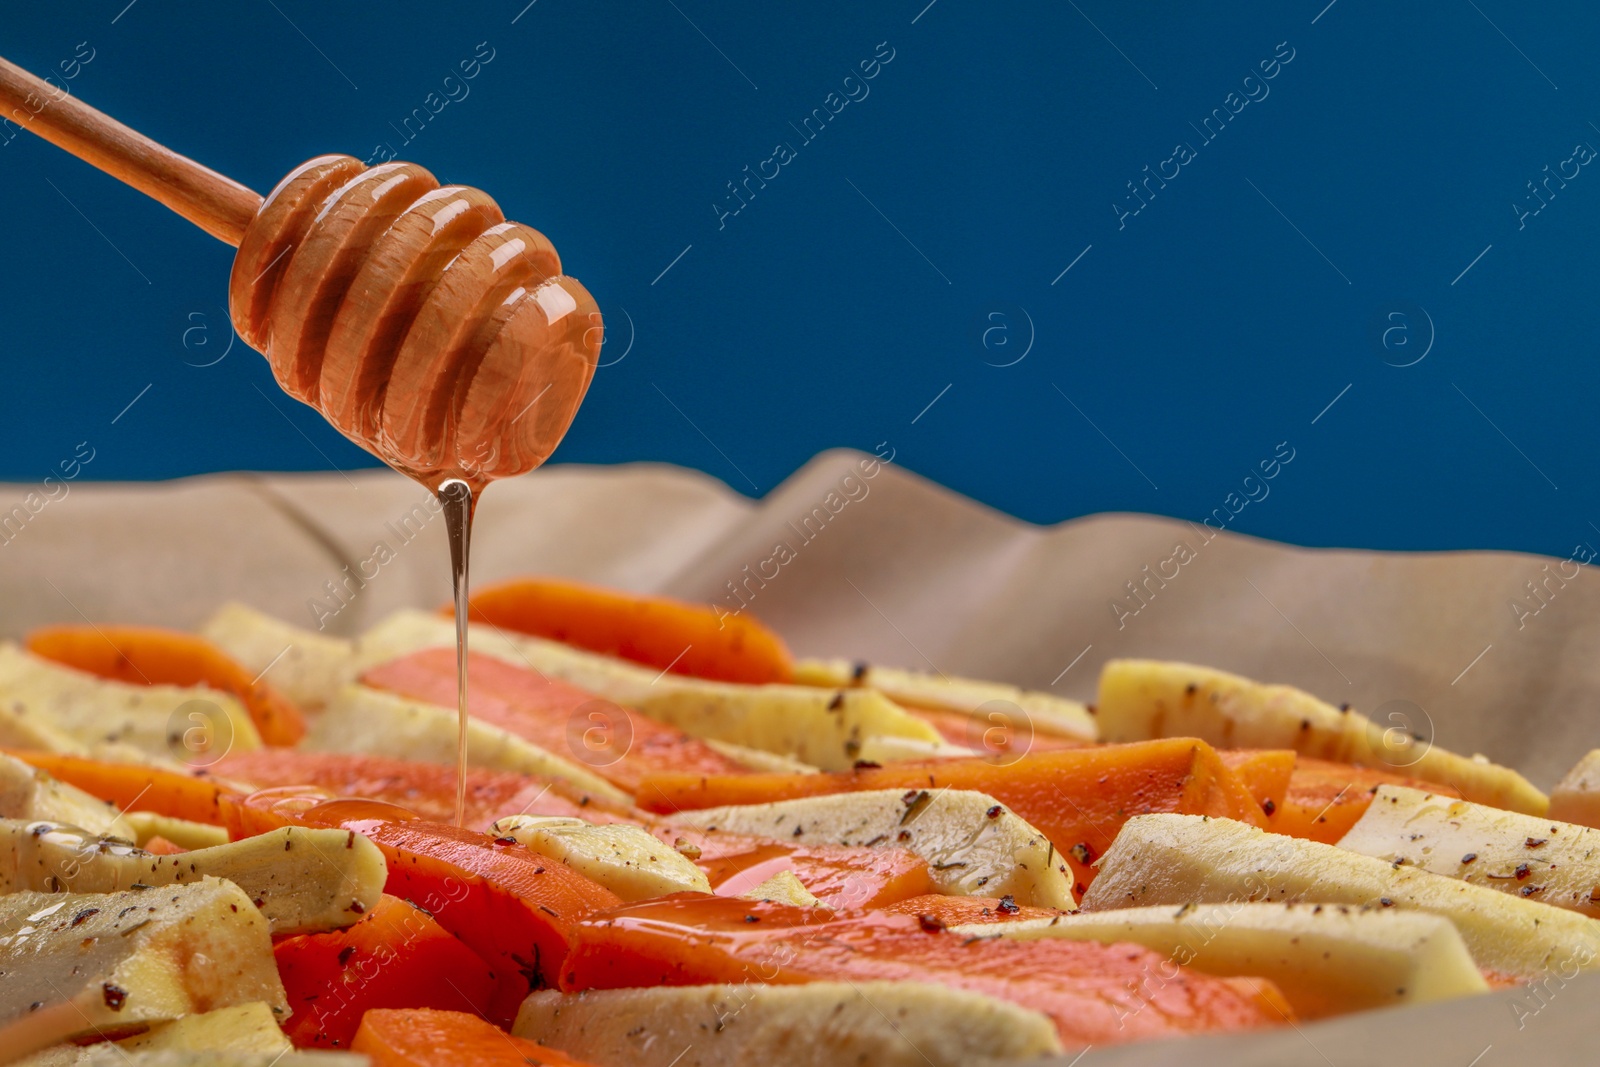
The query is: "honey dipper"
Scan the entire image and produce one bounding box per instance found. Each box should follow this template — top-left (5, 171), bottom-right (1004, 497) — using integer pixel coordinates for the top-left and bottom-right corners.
top-left (0, 54), bottom-right (603, 492)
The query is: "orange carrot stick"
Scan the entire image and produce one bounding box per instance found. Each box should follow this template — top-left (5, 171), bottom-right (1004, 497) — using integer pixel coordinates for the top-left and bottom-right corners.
top-left (26, 624), bottom-right (306, 745)
top-left (4, 749), bottom-right (245, 825)
top-left (462, 575), bottom-right (793, 685)
top-left (276, 896), bottom-right (497, 1049)
top-left (1217, 749), bottom-right (1296, 816)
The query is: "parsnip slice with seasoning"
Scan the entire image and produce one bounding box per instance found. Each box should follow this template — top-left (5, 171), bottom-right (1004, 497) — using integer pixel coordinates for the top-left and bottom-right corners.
top-left (795, 658), bottom-right (1098, 741)
top-left (955, 902), bottom-right (1485, 1018)
top-left (1080, 813), bottom-right (1600, 980)
top-left (15, 1002), bottom-right (291, 1064)
top-left (354, 611), bottom-right (940, 771)
top-left (1339, 784), bottom-right (1600, 917)
top-left (490, 815), bottom-right (711, 901)
top-left (514, 981), bottom-right (1063, 1066)
top-left (0, 644), bottom-right (261, 762)
top-left (1550, 749), bottom-right (1600, 828)
top-left (0, 878), bottom-right (286, 1054)
top-left (669, 789), bottom-right (1074, 909)
top-left (0, 701), bottom-right (88, 756)
top-left (0, 821), bottom-right (384, 936)
top-left (201, 602), bottom-right (354, 714)
top-left (309, 684), bottom-right (630, 807)
top-left (120, 812), bottom-right (228, 852)
top-left (1095, 659), bottom-right (1547, 813)
top-left (0, 752), bottom-right (132, 840)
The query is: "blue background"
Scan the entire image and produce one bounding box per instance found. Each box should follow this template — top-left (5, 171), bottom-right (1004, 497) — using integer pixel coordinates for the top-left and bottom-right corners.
top-left (2, 2), bottom-right (1595, 556)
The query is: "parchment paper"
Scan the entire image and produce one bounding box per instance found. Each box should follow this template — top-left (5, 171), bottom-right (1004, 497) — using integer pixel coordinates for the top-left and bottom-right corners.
top-left (1, 448), bottom-right (1595, 1065)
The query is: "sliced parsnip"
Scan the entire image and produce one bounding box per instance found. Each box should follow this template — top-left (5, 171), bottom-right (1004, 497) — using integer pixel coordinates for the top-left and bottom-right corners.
top-left (1550, 749), bottom-right (1600, 828)
top-left (0, 821), bottom-right (384, 936)
top-left (0, 702), bottom-right (87, 756)
top-left (353, 611), bottom-right (940, 771)
top-left (669, 789), bottom-right (1074, 909)
top-left (514, 982), bottom-right (1063, 1066)
top-left (121, 812), bottom-right (229, 852)
top-left (0, 643), bottom-right (262, 762)
top-left (627, 686), bottom-right (938, 773)
top-left (490, 815), bottom-right (710, 901)
top-left (309, 684), bottom-right (630, 806)
top-left (795, 657), bottom-right (1098, 741)
top-left (1339, 784), bottom-right (1600, 917)
top-left (742, 870), bottom-right (823, 908)
top-left (1095, 659), bottom-right (1547, 814)
top-left (201, 602), bottom-right (354, 714)
top-left (853, 735), bottom-right (978, 763)
top-left (116, 1001), bottom-right (289, 1056)
top-left (955, 901), bottom-right (1486, 1019)
top-left (0, 879), bottom-right (286, 1052)
top-left (0, 753), bottom-right (133, 840)
top-left (701, 739), bottom-right (819, 774)
top-left (1080, 812), bottom-right (1600, 980)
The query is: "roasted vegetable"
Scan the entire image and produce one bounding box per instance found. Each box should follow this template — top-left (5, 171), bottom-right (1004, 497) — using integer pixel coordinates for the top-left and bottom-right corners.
top-left (463, 575), bottom-right (794, 685)
top-left (1339, 784), bottom-right (1600, 916)
top-left (957, 902), bottom-right (1486, 1018)
top-left (1080, 813), bottom-right (1600, 981)
top-left (1096, 659), bottom-right (1546, 813)
top-left (0, 820), bottom-right (384, 935)
top-left (514, 981), bottom-right (1061, 1067)
top-left (275, 896), bottom-right (496, 1049)
top-left (668, 789), bottom-right (1074, 908)
top-left (0, 879), bottom-right (285, 1056)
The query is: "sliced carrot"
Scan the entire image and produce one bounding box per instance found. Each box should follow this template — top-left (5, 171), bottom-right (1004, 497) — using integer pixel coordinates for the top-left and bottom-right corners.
top-left (4, 750), bottom-right (244, 825)
top-left (562, 894), bottom-right (1293, 1048)
top-left (276, 896), bottom-right (497, 1049)
top-left (224, 788), bottom-right (623, 1026)
top-left (1217, 749), bottom-right (1296, 815)
top-left (217, 750), bottom-right (620, 831)
top-left (462, 575), bottom-right (793, 685)
top-left (1270, 757), bottom-right (1463, 844)
top-left (354, 1009), bottom-right (600, 1067)
top-left (878, 894), bottom-right (1064, 926)
top-left (909, 704), bottom-right (1086, 754)
top-left (639, 739), bottom-right (1266, 892)
top-left (361, 648), bottom-right (749, 793)
top-left (26, 624), bottom-right (306, 745)
top-left (659, 825), bottom-right (932, 910)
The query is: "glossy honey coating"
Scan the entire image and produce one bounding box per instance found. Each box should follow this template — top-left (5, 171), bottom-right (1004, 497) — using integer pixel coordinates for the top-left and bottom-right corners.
top-left (228, 155), bottom-right (601, 489)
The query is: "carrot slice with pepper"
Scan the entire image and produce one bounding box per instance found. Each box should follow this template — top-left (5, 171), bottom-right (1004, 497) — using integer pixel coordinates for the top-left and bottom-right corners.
top-left (562, 894), bottom-right (1293, 1049)
top-left (361, 648), bottom-right (750, 793)
top-left (1217, 749), bottom-right (1296, 815)
top-left (462, 575), bottom-right (793, 685)
top-left (661, 824), bottom-right (932, 909)
top-left (218, 749), bottom-right (620, 830)
top-left (4, 750), bottom-right (244, 825)
top-left (224, 788), bottom-right (622, 1026)
top-left (1270, 757), bottom-right (1463, 843)
top-left (354, 1009), bottom-right (601, 1067)
top-left (26, 624), bottom-right (306, 745)
top-left (276, 896), bottom-right (496, 1049)
top-left (638, 739), bottom-right (1266, 891)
